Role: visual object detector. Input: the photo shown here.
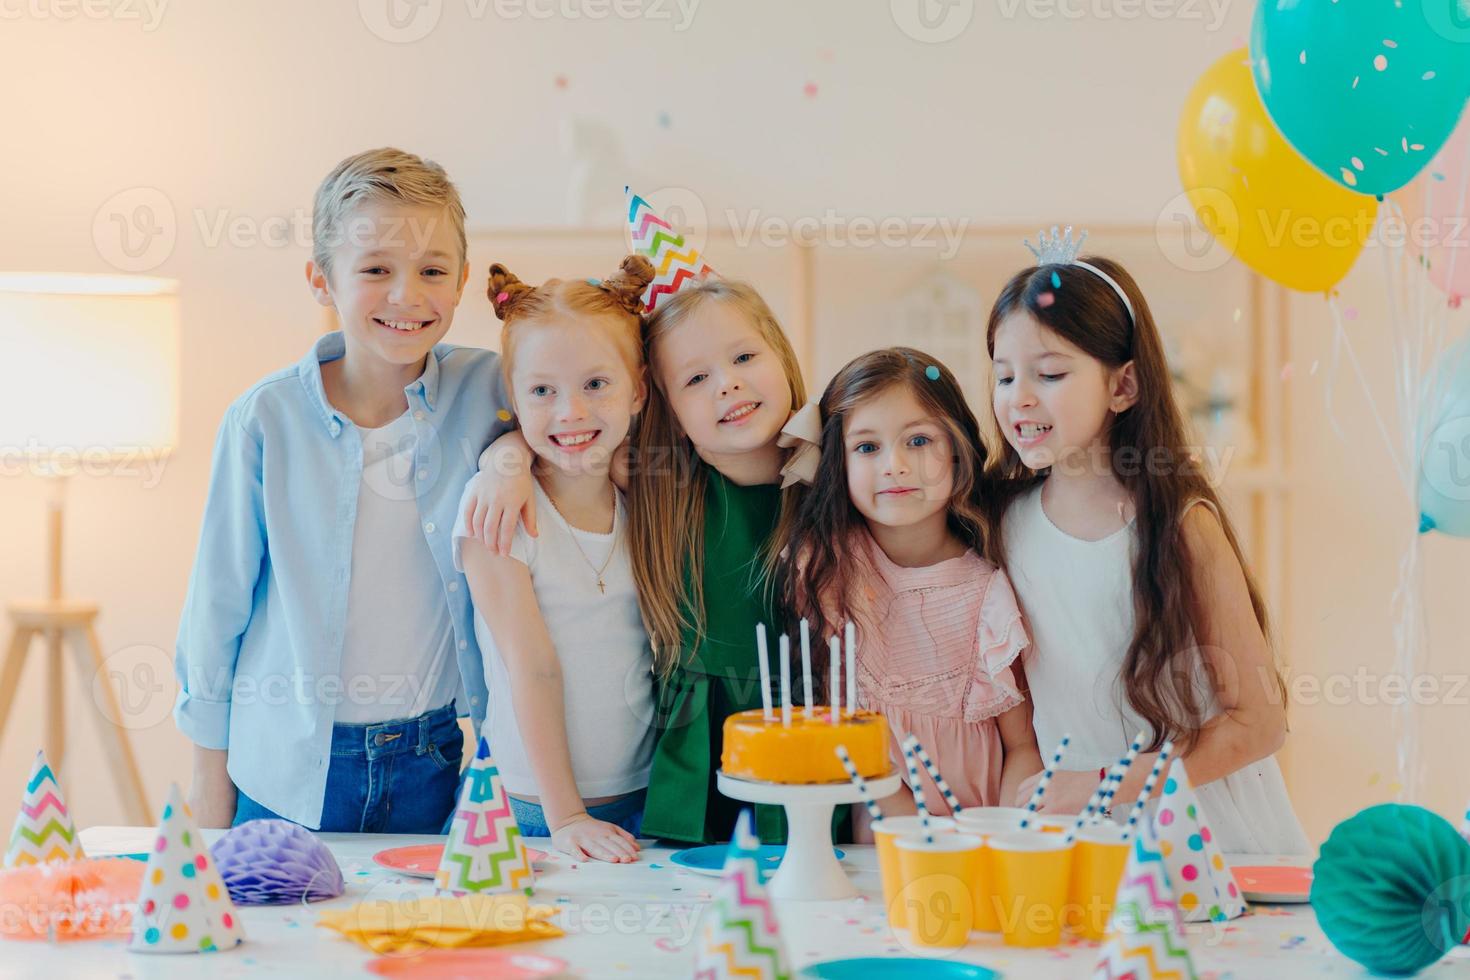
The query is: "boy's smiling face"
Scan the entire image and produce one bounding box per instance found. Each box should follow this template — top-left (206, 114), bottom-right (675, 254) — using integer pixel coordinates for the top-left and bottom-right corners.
top-left (307, 200), bottom-right (468, 369)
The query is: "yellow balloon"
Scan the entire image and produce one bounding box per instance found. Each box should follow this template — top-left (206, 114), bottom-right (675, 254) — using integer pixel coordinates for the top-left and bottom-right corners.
top-left (1178, 49), bottom-right (1376, 293)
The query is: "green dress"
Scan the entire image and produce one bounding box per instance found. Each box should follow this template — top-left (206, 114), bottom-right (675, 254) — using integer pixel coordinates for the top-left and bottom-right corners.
top-left (639, 466), bottom-right (789, 844)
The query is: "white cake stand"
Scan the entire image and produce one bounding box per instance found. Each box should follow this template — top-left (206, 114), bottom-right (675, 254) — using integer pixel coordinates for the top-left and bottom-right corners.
top-left (716, 770), bottom-right (902, 902)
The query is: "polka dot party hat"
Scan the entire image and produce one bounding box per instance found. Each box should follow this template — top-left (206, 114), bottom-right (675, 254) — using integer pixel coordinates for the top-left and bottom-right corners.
top-left (130, 783), bottom-right (244, 954)
top-left (1151, 758), bottom-right (1246, 923)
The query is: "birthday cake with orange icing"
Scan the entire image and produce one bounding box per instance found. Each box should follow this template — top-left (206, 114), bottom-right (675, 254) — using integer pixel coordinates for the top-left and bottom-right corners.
top-left (721, 707), bottom-right (891, 784)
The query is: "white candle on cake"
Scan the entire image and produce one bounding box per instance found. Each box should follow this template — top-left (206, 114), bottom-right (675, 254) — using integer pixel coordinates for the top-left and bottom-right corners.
top-left (756, 623), bottom-right (774, 722)
top-left (844, 621), bottom-right (857, 716)
top-left (800, 618), bottom-right (813, 714)
top-left (779, 633), bottom-right (792, 728)
top-left (829, 635), bottom-right (841, 725)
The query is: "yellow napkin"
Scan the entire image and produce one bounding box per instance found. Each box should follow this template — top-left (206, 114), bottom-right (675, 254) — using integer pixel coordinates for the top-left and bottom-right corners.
top-left (317, 893), bottom-right (563, 954)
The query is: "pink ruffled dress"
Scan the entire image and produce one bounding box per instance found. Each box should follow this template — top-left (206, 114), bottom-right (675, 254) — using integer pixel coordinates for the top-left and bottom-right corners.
top-left (850, 532), bottom-right (1029, 813)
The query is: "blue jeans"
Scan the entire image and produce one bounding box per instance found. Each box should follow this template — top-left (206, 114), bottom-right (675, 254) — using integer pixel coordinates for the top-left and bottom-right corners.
top-left (508, 788), bottom-right (647, 838)
top-left (233, 702), bottom-right (464, 833)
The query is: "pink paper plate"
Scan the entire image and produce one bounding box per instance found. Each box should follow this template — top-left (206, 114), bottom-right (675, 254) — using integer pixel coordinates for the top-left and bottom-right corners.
top-left (367, 949), bottom-right (567, 979)
top-left (1232, 864), bottom-right (1312, 903)
top-left (373, 843), bottom-right (549, 878)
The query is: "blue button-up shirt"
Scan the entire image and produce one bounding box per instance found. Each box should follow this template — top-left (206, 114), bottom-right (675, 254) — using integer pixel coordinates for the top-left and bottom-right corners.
top-left (173, 332), bottom-right (511, 827)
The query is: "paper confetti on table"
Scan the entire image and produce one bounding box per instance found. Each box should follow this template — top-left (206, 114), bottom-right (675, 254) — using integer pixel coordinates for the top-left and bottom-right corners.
top-left (130, 783), bottom-right (244, 954)
top-left (5, 750), bottom-right (84, 867)
top-left (436, 738), bottom-right (533, 896)
top-left (1152, 759), bottom-right (1245, 922)
top-left (693, 809), bottom-right (792, 980)
top-left (626, 187), bottom-right (714, 312)
top-left (317, 893), bottom-right (562, 954)
top-left (1093, 821), bottom-right (1198, 980)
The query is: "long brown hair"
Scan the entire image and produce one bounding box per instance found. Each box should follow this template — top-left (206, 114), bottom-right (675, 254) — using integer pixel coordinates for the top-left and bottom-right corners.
top-left (779, 348), bottom-right (992, 688)
top-left (984, 256), bottom-right (1284, 753)
top-left (628, 279), bottom-right (808, 677)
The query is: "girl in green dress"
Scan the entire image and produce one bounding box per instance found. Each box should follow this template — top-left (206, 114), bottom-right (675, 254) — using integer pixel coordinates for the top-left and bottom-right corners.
top-left (627, 280), bottom-right (809, 844)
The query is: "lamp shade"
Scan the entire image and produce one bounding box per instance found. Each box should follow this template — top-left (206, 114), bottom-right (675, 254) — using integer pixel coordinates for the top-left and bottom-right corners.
top-left (0, 273), bottom-right (180, 460)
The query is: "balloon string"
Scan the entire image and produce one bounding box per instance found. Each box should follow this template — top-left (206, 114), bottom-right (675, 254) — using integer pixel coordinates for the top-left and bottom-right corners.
top-left (1324, 312), bottom-right (1348, 444)
top-left (1325, 295), bottom-right (1411, 493)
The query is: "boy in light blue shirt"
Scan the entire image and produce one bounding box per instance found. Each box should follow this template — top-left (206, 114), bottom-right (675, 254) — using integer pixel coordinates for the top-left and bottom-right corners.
top-left (174, 148), bottom-right (512, 831)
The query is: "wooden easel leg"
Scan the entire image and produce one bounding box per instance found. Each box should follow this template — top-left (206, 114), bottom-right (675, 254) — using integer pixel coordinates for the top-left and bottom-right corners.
top-left (0, 628), bottom-right (34, 747)
top-left (70, 626), bottom-right (152, 826)
top-left (46, 628), bottom-right (65, 770)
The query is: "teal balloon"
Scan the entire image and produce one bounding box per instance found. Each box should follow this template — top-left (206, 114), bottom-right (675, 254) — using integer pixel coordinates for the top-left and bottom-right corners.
top-left (1251, 0), bottom-right (1470, 196)
top-left (1419, 337), bottom-right (1470, 537)
top-left (1312, 804), bottom-right (1470, 976)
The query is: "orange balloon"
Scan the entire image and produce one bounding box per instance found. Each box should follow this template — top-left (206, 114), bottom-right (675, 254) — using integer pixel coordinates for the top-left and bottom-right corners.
top-left (1178, 49), bottom-right (1376, 292)
top-left (0, 857), bottom-right (144, 940)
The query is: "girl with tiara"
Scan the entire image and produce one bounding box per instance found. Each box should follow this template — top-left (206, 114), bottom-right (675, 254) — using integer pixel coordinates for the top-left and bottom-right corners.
top-left (985, 228), bottom-right (1307, 853)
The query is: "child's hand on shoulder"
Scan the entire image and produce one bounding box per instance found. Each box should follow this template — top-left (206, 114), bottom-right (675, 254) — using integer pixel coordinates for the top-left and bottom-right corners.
top-left (466, 431), bottom-right (537, 555)
top-left (551, 813), bottom-right (640, 863)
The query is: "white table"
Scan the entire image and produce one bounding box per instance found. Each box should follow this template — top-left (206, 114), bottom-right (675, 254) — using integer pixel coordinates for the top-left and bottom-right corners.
top-left (2, 827), bottom-right (1456, 978)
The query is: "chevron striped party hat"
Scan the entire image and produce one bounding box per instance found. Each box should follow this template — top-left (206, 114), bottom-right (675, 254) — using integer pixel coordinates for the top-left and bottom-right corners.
top-left (625, 187), bottom-right (715, 313)
top-left (1152, 759), bottom-right (1246, 923)
top-left (693, 809), bottom-right (792, 980)
top-left (436, 737), bottom-right (534, 896)
top-left (1093, 820), bottom-right (1198, 980)
top-left (5, 750), bottom-right (84, 867)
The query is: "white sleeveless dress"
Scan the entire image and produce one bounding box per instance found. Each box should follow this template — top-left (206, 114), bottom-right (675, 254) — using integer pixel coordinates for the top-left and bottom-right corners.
top-left (1002, 484), bottom-right (1310, 855)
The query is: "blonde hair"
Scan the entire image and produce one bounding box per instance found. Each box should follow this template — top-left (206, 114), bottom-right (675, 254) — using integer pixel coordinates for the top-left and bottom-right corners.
top-left (488, 255), bottom-right (654, 397)
top-left (311, 147), bottom-right (467, 277)
top-left (628, 279), bottom-right (808, 676)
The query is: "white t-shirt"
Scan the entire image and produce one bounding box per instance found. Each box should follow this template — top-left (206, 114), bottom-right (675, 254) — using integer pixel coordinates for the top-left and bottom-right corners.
top-left (452, 478), bottom-right (654, 799)
top-left (1002, 483), bottom-right (1309, 855)
top-left (335, 411), bottom-right (462, 724)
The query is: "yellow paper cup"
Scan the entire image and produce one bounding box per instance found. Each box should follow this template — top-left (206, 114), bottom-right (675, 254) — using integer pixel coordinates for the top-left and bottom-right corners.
top-left (1067, 822), bottom-right (1129, 939)
top-left (954, 809), bottom-right (1026, 838)
top-left (1033, 816), bottom-right (1073, 835)
top-left (988, 831), bottom-right (1074, 948)
top-left (873, 816), bottom-right (955, 929)
top-left (894, 833), bottom-right (982, 948)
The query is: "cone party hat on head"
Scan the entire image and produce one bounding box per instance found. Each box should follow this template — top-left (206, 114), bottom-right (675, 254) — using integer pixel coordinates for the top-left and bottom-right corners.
top-left (625, 187), bottom-right (715, 313)
top-left (693, 809), bottom-right (792, 980)
top-left (5, 750), bottom-right (84, 867)
top-left (1152, 758), bottom-right (1246, 922)
top-left (1093, 820), bottom-right (1197, 980)
top-left (436, 737), bottom-right (533, 896)
top-left (130, 783), bottom-right (244, 954)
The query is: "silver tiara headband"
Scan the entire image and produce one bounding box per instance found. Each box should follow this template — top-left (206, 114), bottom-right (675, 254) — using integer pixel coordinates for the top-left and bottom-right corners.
top-left (1023, 225), bottom-right (1135, 325)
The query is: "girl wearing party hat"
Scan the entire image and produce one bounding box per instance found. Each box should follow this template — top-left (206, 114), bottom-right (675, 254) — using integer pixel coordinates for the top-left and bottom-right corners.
top-left (467, 278), bottom-right (810, 845)
top-left (984, 227), bottom-right (1307, 853)
top-left (778, 348), bottom-right (1043, 836)
top-left (452, 256), bottom-right (657, 863)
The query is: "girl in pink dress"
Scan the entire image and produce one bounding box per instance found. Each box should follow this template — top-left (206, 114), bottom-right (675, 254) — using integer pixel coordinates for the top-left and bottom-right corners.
top-left (779, 348), bottom-right (1043, 835)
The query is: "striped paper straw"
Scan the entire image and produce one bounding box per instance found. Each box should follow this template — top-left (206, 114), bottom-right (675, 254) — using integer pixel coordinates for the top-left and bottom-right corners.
top-left (903, 734), bottom-right (963, 815)
top-left (1123, 739), bottom-right (1175, 838)
top-left (1018, 734), bottom-right (1071, 830)
top-left (1085, 731), bottom-right (1147, 825)
top-left (1067, 731), bottom-right (1145, 843)
top-left (902, 741), bottom-right (933, 843)
top-left (835, 745), bottom-right (883, 825)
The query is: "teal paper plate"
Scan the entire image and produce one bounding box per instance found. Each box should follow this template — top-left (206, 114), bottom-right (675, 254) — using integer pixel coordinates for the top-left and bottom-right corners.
top-left (670, 843), bottom-right (844, 876)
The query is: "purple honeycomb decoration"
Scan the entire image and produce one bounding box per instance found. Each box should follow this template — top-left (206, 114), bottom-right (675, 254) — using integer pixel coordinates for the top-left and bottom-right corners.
top-left (210, 818), bottom-right (345, 906)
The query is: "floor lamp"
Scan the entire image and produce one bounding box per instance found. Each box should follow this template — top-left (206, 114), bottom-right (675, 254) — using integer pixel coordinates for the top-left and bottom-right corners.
top-left (0, 272), bottom-right (181, 826)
